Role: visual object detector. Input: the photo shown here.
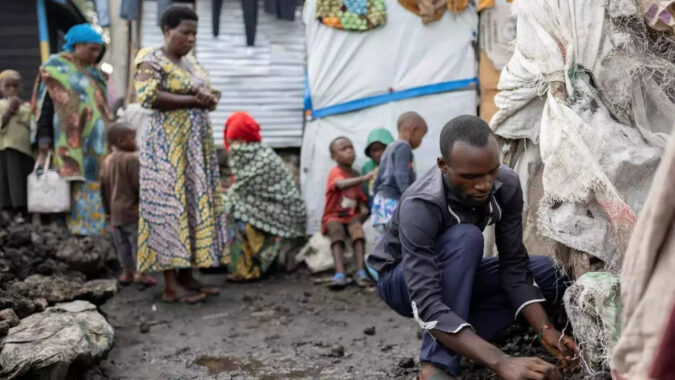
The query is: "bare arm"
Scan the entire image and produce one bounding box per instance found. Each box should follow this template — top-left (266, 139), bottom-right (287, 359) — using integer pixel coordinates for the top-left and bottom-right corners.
top-left (431, 328), bottom-right (561, 379)
top-left (336, 173), bottom-right (373, 190)
top-left (151, 91), bottom-right (199, 111)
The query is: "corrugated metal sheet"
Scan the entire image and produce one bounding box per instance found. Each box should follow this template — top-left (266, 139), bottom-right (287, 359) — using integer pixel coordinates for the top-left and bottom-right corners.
top-left (140, 0), bottom-right (306, 148)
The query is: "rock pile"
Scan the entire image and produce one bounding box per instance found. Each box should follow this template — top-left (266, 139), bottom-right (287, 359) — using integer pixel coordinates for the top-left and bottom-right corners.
top-left (0, 221), bottom-right (119, 336)
top-left (0, 300), bottom-right (115, 380)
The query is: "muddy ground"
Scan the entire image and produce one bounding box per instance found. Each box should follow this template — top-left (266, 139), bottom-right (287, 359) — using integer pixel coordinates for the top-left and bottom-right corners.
top-left (86, 270), bottom-right (610, 380)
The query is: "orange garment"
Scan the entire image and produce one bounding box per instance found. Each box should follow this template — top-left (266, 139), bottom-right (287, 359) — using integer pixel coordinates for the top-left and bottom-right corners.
top-left (321, 166), bottom-right (367, 234)
top-left (477, 0), bottom-right (513, 11)
top-left (398, 0), bottom-right (470, 24)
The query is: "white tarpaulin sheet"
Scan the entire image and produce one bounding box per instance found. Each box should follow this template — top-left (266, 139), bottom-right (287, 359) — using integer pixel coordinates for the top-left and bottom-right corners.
top-left (301, 0), bottom-right (478, 234)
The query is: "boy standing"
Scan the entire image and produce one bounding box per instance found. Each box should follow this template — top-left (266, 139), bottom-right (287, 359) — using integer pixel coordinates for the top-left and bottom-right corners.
top-left (100, 122), bottom-right (155, 286)
top-left (360, 128), bottom-right (394, 210)
top-left (322, 137), bottom-right (372, 290)
top-left (372, 112), bottom-right (427, 229)
top-left (0, 70), bottom-right (33, 222)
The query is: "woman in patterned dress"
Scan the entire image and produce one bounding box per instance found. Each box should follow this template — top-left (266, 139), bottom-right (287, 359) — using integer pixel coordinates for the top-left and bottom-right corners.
top-left (135, 6), bottom-right (227, 303)
top-left (222, 112), bottom-right (306, 281)
top-left (33, 24), bottom-right (114, 234)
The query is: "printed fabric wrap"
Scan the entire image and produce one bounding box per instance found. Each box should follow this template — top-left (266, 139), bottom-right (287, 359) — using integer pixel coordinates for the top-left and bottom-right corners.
top-left (31, 52), bottom-right (113, 181)
top-left (66, 181), bottom-right (107, 236)
top-left (134, 47), bottom-right (228, 273)
top-left (316, 0), bottom-right (386, 31)
top-left (371, 193), bottom-right (398, 227)
top-left (224, 219), bottom-right (284, 281)
top-left (224, 142), bottom-right (307, 238)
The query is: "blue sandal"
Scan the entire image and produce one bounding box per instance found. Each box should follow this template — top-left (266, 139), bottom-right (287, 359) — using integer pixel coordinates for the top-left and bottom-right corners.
top-left (328, 272), bottom-right (348, 290)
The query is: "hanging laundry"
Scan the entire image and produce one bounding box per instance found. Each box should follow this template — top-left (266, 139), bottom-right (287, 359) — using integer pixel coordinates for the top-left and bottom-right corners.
top-left (92, 0), bottom-right (111, 26)
top-left (242, 0), bottom-right (259, 45)
top-left (212, 0), bottom-right (224, 36)
top-left (212, 0), bottom-right (297, 45)
top-left (120, 0), bottom-right (140, 20)
top-left (265, 0), bottom-right (297, 21)
top-left (316, 0), bottom-right (386, 31)
top-left (398, 0), bottom-right (470, 24)
top-left (157, 0), bottom-right (174, 25)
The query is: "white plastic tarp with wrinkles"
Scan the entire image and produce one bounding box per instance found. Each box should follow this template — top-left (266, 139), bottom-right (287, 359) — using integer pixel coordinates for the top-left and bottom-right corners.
top-left (302, 92), bottom-right (476, 233)
top-left (491, 0), bottom-right (672, 272)
top-left (304, 0), bottom-right (478, 110)
top-left (301, 0), bottom-right (478, 234)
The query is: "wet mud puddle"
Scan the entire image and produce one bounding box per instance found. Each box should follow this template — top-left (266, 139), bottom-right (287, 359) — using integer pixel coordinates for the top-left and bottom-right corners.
top-left (193, 355), bottom-right (321, 379)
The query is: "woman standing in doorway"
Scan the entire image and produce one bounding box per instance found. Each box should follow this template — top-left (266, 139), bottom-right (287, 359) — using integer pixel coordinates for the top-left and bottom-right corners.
top-left (134, 6), bottom-right (227, 303)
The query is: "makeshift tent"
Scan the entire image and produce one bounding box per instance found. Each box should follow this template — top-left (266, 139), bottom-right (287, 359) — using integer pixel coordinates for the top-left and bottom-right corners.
top-left (301, 0), bottom-right (478, 234)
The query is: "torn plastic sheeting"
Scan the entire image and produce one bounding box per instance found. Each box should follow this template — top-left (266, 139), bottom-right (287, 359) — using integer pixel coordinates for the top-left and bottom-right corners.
top-left (563, 271), bottom-right (622, 372)
top-left (490, 0), bottom-right (673, 270)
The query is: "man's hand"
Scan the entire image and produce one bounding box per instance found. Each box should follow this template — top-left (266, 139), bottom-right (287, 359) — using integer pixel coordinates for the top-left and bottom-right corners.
top-left (1, 96), bottom-right (21, 128)
top-left (540, 328), bottom-right (579, 372)
top-left (496, 356), bottom-right (561, 380)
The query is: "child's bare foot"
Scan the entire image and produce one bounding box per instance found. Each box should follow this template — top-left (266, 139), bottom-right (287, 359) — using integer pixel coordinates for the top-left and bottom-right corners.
top-left (133, 273), bottom-right (157, 286)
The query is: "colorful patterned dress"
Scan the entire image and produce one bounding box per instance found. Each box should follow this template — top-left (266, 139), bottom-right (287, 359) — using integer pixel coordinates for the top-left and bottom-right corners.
top-left (223, 142), bottom-right (306, 280)
top-left (32, 52), bottom-right (113, 235)
top-left (134, 48), bottom-right (228, 273)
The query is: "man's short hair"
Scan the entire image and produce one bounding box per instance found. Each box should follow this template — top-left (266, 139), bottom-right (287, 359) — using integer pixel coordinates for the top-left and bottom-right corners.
top-left (329, 136), bottom-right (350, 154)
top-left (161, 5), bottom-right (198, 30)
top-left (439, 115), bottom-right (493, 160)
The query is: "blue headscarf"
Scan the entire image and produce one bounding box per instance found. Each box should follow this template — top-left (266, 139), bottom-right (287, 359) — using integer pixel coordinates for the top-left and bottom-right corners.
top-left (63, 24), bottom-right (104, 52)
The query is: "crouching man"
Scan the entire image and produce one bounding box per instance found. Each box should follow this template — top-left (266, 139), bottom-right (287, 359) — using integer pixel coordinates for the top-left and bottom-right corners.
top-left (367, 115), bottom-right (578, 380)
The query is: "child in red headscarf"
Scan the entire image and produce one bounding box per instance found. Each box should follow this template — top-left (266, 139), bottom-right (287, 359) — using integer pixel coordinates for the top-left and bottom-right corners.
top-left (222, 112), bottom-right (306, 281)
top-left (223, 111), bottom-right (261, 150)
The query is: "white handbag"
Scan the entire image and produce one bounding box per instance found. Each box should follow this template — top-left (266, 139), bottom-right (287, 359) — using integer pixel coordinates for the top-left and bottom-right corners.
top-left (27, 152), bottom-right (71, 214)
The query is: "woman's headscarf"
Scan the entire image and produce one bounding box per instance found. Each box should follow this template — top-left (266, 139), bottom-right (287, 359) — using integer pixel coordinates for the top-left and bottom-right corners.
top-left (224, 111), bottom-right (261, 150)
top-left (63, 24), bottom-right (104, 52)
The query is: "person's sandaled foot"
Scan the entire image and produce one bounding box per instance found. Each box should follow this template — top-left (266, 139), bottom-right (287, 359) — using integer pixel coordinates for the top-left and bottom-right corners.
top-left (162, 288), bottom-right (206, 304)
top-left (133, 273), bottom-right (157, 286)
top-left (354, 269), bottom-right (374, 288)
top-left (118, 272), bottom-right (133, 286)
top-left (328, 273), bottom-right (348, 290)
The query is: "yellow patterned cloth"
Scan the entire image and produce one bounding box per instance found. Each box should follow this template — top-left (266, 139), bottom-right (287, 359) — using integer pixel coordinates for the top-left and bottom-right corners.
top-left (134, 47), bottom-right (229, 273)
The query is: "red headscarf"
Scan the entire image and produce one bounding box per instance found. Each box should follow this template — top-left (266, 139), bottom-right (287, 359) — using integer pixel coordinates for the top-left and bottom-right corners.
top-left (224, 111), bottom-right (261, 150)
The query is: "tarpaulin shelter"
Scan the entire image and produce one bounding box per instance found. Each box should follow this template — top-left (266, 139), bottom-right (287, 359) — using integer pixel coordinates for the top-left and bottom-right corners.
top-left (300, 0), bottom-right (479, 234)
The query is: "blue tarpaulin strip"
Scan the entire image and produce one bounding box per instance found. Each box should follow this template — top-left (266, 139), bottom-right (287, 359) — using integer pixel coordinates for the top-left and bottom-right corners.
top-left (308, 77), bottom-right (478, 119)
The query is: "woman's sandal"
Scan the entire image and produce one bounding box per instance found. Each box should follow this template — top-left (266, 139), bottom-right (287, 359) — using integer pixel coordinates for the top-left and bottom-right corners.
top-left (133, 274), bottom-right (157, 286)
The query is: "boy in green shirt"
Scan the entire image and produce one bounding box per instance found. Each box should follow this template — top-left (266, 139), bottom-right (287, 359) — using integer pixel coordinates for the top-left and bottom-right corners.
top-left (360, 128), bottom-right (394, 210)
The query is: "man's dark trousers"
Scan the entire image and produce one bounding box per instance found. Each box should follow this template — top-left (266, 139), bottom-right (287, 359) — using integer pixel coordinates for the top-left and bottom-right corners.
top-left (376, 224), bottom-right (568, 375)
